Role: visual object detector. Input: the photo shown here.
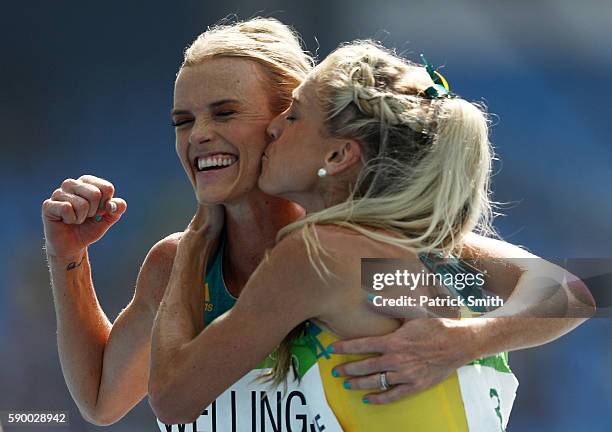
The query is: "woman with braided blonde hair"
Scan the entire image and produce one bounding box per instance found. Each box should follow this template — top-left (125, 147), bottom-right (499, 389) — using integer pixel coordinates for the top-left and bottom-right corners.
top-left (266, 42), bottom-right (493, 258)
top-left (149, 39), bottom-right (594, 431)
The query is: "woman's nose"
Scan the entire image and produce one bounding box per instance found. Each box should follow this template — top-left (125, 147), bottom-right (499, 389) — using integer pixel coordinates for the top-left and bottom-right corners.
top-left (189, 118), bottom-right (213, 146)
top-left (266, 113), bottom-right (285, 141)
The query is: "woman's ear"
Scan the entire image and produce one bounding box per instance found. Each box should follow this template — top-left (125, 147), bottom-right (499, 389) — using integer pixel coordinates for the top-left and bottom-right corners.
top-left (325, 139), bottom-right (362, 176)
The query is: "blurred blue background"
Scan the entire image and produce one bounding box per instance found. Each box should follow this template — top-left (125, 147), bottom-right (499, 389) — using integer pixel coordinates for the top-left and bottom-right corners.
top-left (0, 0), bottom-right (610, 430)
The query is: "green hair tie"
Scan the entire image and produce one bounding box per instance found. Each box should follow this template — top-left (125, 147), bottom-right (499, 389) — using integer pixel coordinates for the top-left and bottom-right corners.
top-left (420, 53), bottom-right (452, 99)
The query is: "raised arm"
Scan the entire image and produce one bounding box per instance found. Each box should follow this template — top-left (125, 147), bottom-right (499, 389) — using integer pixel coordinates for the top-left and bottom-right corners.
top-left (44, 175), bottom-right (181, 425)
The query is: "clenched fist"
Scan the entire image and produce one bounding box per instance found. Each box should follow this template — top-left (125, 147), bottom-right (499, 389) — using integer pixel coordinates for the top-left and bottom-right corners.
top-left (42, 175), bottom-right (127, 258)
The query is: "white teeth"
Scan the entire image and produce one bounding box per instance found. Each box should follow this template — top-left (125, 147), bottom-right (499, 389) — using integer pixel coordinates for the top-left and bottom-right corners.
top-left (197, 155), bottom-right (237, 170)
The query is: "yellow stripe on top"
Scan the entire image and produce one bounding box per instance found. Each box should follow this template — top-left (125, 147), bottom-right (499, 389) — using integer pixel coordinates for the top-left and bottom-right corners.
top-left (204, 283), bottom-right (210, 302)
top-left (315, 328), bottom-right (469, 431)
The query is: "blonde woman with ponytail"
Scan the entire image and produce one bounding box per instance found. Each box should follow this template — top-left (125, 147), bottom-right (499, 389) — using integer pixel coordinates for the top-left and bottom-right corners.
top-left (150, 40), bottom-right (594, 431)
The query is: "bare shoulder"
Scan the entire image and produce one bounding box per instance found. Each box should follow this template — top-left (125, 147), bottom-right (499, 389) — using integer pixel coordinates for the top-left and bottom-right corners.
top-left (264, 228), bottom-right (322, 274)
top-left (133, 232), bottom-right (183, 314)
top-left (311, 224), bottom-right (419, 260)
top-left (284, 225), bottom-right (407, 337)
top-left (462, 232), bottom-right (538, 259)
top-left (261, 226), bottom-right (357, 294)
top-left (270, 225), bottom-right (365, 271)
top-left (147, 232), bottom-right (183, 263)
top-left (270, 224), bottom-right (417, 285)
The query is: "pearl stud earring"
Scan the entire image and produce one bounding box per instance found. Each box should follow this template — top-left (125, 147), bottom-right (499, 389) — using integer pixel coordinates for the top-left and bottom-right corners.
top-left (317, 168), bottom-right (327, 178)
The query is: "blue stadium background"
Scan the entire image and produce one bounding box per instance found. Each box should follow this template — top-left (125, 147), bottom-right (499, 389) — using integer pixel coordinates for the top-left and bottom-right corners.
top-left (0, 1), bottom-right (610, 430)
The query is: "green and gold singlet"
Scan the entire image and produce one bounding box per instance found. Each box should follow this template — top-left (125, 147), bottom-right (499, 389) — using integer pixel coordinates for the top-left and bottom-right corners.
top-left (156, 236), bottom-right (518, 431)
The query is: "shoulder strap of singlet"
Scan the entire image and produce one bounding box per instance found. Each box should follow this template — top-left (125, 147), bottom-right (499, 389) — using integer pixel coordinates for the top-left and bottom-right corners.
top-left (203, 228), bottom-right (237, 325)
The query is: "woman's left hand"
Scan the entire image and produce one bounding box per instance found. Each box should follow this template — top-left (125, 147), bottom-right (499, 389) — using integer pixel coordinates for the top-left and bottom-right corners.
top-left (327, 318), bottom-right (478, 404)
top-left (170, 202), bottom-right (224, 301)
top-left (159, 203), bottom-right (225, 338)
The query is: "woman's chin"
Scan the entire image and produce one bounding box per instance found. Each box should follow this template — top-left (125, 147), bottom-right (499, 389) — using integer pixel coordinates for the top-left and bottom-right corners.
top-left (194, 188), bottom-right (228, 206)
top-left (257, 175), bottom-right (280, 197)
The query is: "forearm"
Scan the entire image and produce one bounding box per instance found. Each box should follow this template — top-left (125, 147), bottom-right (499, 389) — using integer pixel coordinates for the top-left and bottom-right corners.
top-left (91, 300), bottom-right (158, 425)
top-left (47, 249), bottom-right (112, 422)
top-left (149, 319), bottom-right (224, 424)
top-left (149, 239), bottom-right (214, 405)
top-left (464, 316), bottom-right (582, 360)
top-left (467, 268), bottom-right (595, 359)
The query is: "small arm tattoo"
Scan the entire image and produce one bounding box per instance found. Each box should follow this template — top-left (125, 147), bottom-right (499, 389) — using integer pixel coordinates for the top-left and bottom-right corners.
top-left (66, 254), bottom-right (85, 271)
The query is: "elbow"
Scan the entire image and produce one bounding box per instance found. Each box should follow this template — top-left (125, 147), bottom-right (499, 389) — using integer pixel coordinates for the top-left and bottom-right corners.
top-left (72, 388), bottom-right (126, 426)
top-left (567, 275), bottom-right (597, 320)
top-left (584, 293), bottom-right (597, 319)
top-left (79, 407), bottom-right (121, 427)
top-left (148, 378), bottom-right (202, 425)
top-left (148, 392), bottom-right (201, 425)
top-left (148, 345), bottom-right (209, 424)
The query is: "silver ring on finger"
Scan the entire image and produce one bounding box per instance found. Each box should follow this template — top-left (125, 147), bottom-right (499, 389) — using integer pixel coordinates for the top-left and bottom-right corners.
top-left (379, 371), bottom-right (391, 391)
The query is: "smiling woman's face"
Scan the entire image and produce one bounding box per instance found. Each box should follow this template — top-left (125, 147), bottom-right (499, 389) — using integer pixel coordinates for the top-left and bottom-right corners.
top-left (173, 57), bottom-right (274, 205)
